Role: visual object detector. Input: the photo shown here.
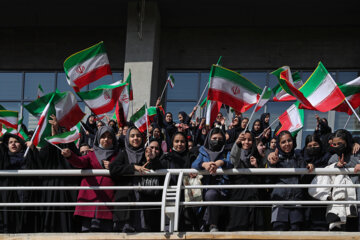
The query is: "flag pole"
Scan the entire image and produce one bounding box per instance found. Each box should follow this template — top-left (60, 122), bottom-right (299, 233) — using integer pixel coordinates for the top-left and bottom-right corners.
top-left (344, 115), bottom-right (351, 129)
top-left (196, 82), bottom-right (209, 107)
top-left (46, 139), bottom-right (63, 151)
top-left (244, 86), bottom-right (268, 131)
top-left (159, 81), bottom-right (169, 101)
top-left (144, 102), bottom-right (150, 147)
top-left (344, 98), bottom-right (360, 122)
top-left (23, 124), bottom-right (39, 158)
top-left (258, 117), bottom-right (279, 138)
top-left (79, 121), bottom-right (87, 132)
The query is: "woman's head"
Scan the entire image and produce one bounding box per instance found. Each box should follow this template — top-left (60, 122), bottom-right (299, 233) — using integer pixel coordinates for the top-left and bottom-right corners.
top-left (269, 137), bottom-right (277, 150)
top-left (172, 132), bottom-right (187, 153)
top-left (252, 119), bottom-right (261, 132)
top-left (208, 128), bottom-right (225, 151)
top-left (304, 134), bottom-right (322, 156)
top-left (95, 126), bottom-right (116, 150)
top-left (128, 127), bottom-right (143, 149)
top-left (256, 138), bottom-right (266, 157)
top-left (97, 121), bottom-right (105, 129)
top-left (277, 131), bottom-right (294, 154)
top-left (241, 131), bottom-right (254, 150)
top-left (165, 112), bottom-right (173, 123)
top-left (149, 139), bottom-right (161, 157)
top-left (88, 115), bottom-right (95, 124)
top-left (330, 129), bottom-right (353, 156)
top-left (7, 137), bottom-right (22, 153)
top-left (241, 118), bottom-right (249, 129)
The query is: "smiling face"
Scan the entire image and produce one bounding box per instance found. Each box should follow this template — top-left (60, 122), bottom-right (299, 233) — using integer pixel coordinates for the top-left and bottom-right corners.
top-left (173, 134), bottom-right (186, 152)
top-left (253, 121), bottom-right (261, 131)
top-left (264, 115), bottom-right (270, 123)
top-left (241, 132), bottom-right (253, 150)
top-left (129, 128), bottom-right (142, 148)
top-left (279, 133), bottom-right (293, 153)
top-left (99, 132), bottom-right (113, 149)
top-left (241, 118), bottom-right (249, 129)
top-left (165, 113), bottom-right (173, 123)
top-left (8, 137), bottom-right (22, 153)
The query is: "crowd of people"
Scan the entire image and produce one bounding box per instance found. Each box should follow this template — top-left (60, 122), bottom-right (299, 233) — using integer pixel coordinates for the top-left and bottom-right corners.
top-left (1, 100), bottom-right (360, 233)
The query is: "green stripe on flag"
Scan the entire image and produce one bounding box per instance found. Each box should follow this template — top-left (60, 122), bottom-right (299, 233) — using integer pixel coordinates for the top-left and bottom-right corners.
top-left (211, 65), bottom-right (262, 94)
top-left (147, 107), bottom-right (157, 116)
top-left (0, 104), bottom-right (5, 110)
top-left (200, 97), bottom-right (207, 108)
top-left (130, 105), bottom-right (146, 122)
top-left (45, 129), bottom-right (77, 141)
top-left (300, 62), bottom-right (329, 97)
top-left (64, 41), bottom-right (107, 71)
top-left (0, 110), bottom-right (18, 118)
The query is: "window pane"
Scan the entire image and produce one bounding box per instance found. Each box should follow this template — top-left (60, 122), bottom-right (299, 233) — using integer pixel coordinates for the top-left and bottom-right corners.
top-left (241, 72), bottom-right (267, 89)
top-left (337, 72), bottom-right (358, 84)
top-left (0, 73), bottom-right (22, 100)
top-left (166, 73), bottom-right (199, 101)
top-left (57, 72), bottom-right (82, 100)
top-left (335, 111), bottom-right (360, 134)
top-left (88, 74), bottom-right (117, 89)
top-left (24, 73), bottom-right (55, 101)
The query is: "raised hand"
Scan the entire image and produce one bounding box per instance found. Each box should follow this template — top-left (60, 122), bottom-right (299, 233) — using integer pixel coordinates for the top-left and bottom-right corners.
top-left (61, 148), bottom-right (71, 158)
top-left (336, 153), bottom-right (346, 168)
top-left (268, 148), bottom-right (279, 165)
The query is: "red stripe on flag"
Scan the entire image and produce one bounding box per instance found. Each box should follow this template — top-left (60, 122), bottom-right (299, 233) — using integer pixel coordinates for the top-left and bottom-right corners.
top-left (208, 89), bottom-right (256, 113)
top-left (90, 86), bottom-right (125, 115)
top-left (333, 93), bottom-right (360, 115)
top-left (57, 105), bottom-right (85, 130)
top-left (0, 120), bottom-right (17, 129)
top-left (73, 65), bottom-right (112, 90)
top-left (273, 95), bottom-right (296, 102)
top-left (276, 111), bottom-right (292, 136)
top-left (33, 115), bottom-right (46, 146)
top-left (313, 87), bottom-right (346, 112)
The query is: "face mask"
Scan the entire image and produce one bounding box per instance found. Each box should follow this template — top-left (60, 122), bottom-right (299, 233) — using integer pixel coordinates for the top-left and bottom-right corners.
top-left (209, 139), bottom-right (224, 151)
top-left (305, 147), bottom-right (321, 156)
top-left (329, 144), bottom-right (346, 156)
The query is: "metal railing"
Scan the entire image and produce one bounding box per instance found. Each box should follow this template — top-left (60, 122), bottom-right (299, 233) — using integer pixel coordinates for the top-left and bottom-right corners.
top-left (1, 168), bottom-right (360, 232)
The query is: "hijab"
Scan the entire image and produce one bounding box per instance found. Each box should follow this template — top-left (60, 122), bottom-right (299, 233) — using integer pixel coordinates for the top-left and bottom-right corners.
top-left (260, 113), bottom-right (270, 132)
top-left (251, 119), bottom-right (262, 137)
top-left (125, 126), bottom-right (145, 165)
top-left (276, 130), bottom-right (295, 159)
top-left (203, 128), bottom-right (225, 162)
top-left (93, 126), bottom-right (117, 167)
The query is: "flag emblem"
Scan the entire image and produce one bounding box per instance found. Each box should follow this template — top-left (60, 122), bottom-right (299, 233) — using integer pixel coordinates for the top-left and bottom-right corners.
top-left (76, 65), bottom-right (85, 74)
top-left (231, 86), bottom-right (240, 95)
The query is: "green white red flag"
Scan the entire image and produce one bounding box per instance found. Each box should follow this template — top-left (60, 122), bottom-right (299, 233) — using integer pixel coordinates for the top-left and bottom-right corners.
top-left (25, 91), bottom-right (85, 130)
top-left (31, 94), bottom-right (56, 147)
top-left (70, 122), bottom-right (82, 148)
top-left (272, 72), bottom-right (303, 102)
top-left (167, 74), bottom-right (175, 88)
top-left (77, 81), bottom-right (127, 116)
top-left (276, 102), bottom-right (304, 137)
top-left (130, 104), bottom-right (148, 133)
top-left (37, 84), bottom-right (44, 99)
top-left (206, 100), bottom-right (222, 125)
top-left (208, 65), bottom-right (262, 113)
top-left (64, 41), bottom-right (112, 92)
top-left (255, 87), bottom-right (272, 112)
top-left (0, 110), bottom-right (18, 129)
top-left (333, 77), bottom-right (360, 115)
top-left (114, 72), bottom-right (132, 127)
top-left (299, 62), bottom-right (346, 112)
top-left (45, 129), bottom-right (80, 145)
top-left (147, 107), bottom-right (157, 123)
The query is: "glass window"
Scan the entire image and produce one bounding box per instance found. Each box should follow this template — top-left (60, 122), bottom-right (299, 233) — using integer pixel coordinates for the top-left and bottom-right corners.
top-left (166, 73), bottom-right (199, 101)
top-left (166, 101), bottom-right (197, 123)
top-left (88, 73), bottom-right (123, 89)
top-left (24, 73), bottom-right (56, 101)
top-left (337, 71), bottom-right (358, 84)
top-left (0, 73), bottom-right (22, 100)
top-left (241, 72), bottom-right (267, 89)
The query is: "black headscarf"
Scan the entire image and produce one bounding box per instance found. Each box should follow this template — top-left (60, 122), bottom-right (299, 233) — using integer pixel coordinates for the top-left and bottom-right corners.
top-left (93, 126), bottom-right (118, 167)
top-left (276, 130), bottom-right (295, 159)
top-left (178, 111), bottom-right (190, 125)
top-left (84, 114), bottom-right (97, 134)
top-left (2, 133), bottom-right (27, 169)
top-left (226, 116), bottom-right (243, 144)
top-left (125, 126), bottom-right (145, 165)
top-left (260, 113), bottom-right (270, 132)
top-left (251, 119), bottom-right (262, 137)
top-left (203, 128), bottom-right (225, 162)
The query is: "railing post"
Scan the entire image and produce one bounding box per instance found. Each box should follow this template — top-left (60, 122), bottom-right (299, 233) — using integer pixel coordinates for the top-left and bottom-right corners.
top-left (174, 171), bottom-right (183, 232)
top-left (160, 172), bottom-right (171, 232)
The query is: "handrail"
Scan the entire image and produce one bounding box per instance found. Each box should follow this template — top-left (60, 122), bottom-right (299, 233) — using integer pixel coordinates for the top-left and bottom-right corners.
top-left (0, 168), bottom-right (359, 176)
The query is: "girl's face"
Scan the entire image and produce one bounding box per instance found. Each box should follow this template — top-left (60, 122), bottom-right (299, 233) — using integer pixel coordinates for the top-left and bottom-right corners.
top-left (270, 139), bottom-right (276, 150)
top-left (307, 140), bottom-right (320, 149)
top-left (122, 126), bottom-right (129, 136)
top-left (129, 129), bottom-right (142, 148)
top-left (265, 116), bottom-right (270, 123)
top-left (8, 137), bottom-right (22, 153)
top-left (165, 113), bottom-right (173, 123)
top-left (241, 133), bottom-right (253, 150)
top-left (257, 142), bottom-right (266, 156)
top-left (97, 122), bottom-right (104, 129)
top-left (210, 133), bottom-right (224, 142)
top-left (149, 141), bottom-right (160, 157)
top-left (173, 134), bottom-right (186, 152)
top-left (254, 121), bottom-right (261, 131)
top-left (279, 133), bottom-right (293, 153)
top-left (241, 119), bottom-right (248, 129)
top-left (153, 128), bottom-right (161, 139)
top-left (178, 114), bottom-right (184, 122)
top-left (99, 132), bottom-right (113, 149)
top-left (233, 118), bottom-right (239, 126)
top-left (331, 137), bottom-right (346, 148)
top-left (88, 116), bottom-right (95, 124)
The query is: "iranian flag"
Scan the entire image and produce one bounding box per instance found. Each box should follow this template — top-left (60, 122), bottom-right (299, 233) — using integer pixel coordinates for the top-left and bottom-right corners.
top-left (25, 91), bottom-right (85, 130)
top-left (77, 81), bottom-right (127, 116)
top-left (37, 84), bottom-right (44, 99)
top-left (271, 66), bottom-right (313, 109)
top-left (0, 110), bottom-right (18, 129)
top-left (130, 104), bottom-right (148, 133)
top-left (255, 87), bottom-right (272, 112)
top-left (272, 72), bottom-right (303, 102)
top-left (167, 74), bottom-right (175, 88)
top-left (206, 100), bottom-right (222, 126)
top-left (299, 62), bottom-right (346, 112)
top-left (17, 118), bottom-right (29, 141)
top-left (45, 129), bottom-right (80, 145)
top-left (147, 106), bottom-right (157, 123)
top-left (276, 102), bottom-right (304, 136)
top-left (115, 72), bottom-right (132, 126)
top-left (333, 76), bottom-right (360, 115)
top-left (64, 41), bottom-right (112, 92)
top-left (208, 65), bottom-right (262, 113)
top-left (1, 124), bottom-right (17, 135)
top-left (31, 94), bottom-right (56, 147)
top-left (70, 122), bottom-right (82, 148)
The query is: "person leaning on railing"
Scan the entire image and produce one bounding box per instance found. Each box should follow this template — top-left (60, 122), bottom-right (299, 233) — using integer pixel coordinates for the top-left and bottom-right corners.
top-left (61, 126), bottom-right (118, 232)
top-left (267, 130), bottom-right (314, 231)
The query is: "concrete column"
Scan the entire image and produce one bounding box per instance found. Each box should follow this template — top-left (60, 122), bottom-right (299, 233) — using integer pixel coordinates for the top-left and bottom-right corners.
top-left (123, 0), bottom-right (160, 114)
